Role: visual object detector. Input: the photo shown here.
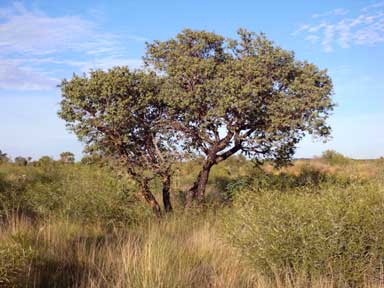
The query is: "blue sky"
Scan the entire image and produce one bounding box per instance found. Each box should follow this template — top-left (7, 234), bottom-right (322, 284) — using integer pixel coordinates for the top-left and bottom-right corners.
top-left (0, 0), bottom-right (383, 160)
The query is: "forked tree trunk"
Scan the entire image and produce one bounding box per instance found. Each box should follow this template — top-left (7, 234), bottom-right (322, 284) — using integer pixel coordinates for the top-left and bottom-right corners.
top-left (186, 144), bottom-right (242, 207)
top-left (162, 174), bottom-right (173, 212)
top-left (186, 161), bottom-right (214, 206)
top-left (140, 179), bottom-right (162, 217)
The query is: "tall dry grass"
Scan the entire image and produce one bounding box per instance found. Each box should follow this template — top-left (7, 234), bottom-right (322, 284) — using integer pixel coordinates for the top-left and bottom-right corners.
top-left (1, 156), bottom-right (384, 287)
top-left (1, 214), bottom-right (263, 287)
top-left (3, 213), bottom-right (384, 287)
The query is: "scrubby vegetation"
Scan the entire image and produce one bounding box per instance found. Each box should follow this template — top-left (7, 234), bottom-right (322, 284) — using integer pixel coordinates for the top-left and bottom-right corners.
top-left (1, 155), bottom-right (384, 287)
top-left (0, 28), bottom-right (378, 288)
top-left (224, 182), bottom-right (384, 286)
top-left (0, 162), bottom-right (148, 226)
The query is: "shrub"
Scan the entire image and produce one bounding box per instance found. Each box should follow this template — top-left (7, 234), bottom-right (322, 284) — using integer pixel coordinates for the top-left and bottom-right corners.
top-left (0, 167), bottom-right (38, 219)
top-left (0, 150), bottom-right (9, 164)
top-left (321, 150), bottom-right (350, 166)
top-left (0, 163), bottom-right (150, 227)
top-left (14, 157), bottom-right (28, 166)
top-left (219, 163), bottom-right (353, 202)
top-left (223, 182), bottom-right (384, 286)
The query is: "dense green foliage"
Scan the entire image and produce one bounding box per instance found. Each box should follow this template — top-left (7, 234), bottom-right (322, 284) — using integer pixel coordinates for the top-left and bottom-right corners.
top-left (145, 29), bottom-right (334, 162)
top-left (145, 28), bottom-right (334, 202)
top-left (59, 67), bottom-right (178, 215)
top-left (59, 68), bottom-right (167, 173)
top-left (59, 28), bottom-right (334, 209)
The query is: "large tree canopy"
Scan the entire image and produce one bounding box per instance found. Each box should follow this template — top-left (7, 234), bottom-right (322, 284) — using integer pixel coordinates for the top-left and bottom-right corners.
top-left (145, 29), bottom-right (334, 203)
top-left (58, 28), bottom-right (334, 212)
top-left (59, 67), bottom-right (178, 215)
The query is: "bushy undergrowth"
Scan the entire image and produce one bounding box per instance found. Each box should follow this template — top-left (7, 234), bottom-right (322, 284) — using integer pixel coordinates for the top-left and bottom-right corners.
top-left (0, 163), bottom-right (150, 227)
top-left (223, 180), bottom-right (384, 286)
top-left (222, 163), bottom-right (357, 202)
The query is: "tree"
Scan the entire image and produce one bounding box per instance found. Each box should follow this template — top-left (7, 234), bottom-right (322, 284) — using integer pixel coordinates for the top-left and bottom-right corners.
top-left (14, 156), bottom-right (28, 166)
top-left (58, 67), bottom-right (179, 216)
top-left (60, 151), bottom-right (75, 164)
top-left (36, 156), bottom-right (54, 165)
top-left (0, 150), bottom-right (9, 164)
top-left (321, 150), bottom-right (350, 166)
top-left (145, 29), bottom-right (334, 205)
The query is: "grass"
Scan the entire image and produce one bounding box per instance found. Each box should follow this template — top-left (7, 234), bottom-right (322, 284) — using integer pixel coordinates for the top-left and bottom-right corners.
top-left (1, 156), bottom-right (384, 287)
top-left (0, 213), bottom-right (261, 287)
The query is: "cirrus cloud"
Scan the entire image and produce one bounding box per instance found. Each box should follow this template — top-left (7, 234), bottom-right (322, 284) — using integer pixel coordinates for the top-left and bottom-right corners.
top-left (0, 59), bottom-right (58, 90)
top-left (294, 2), bottom-right (384, 52)
top-left (0, 2), bottom-right (143, 91)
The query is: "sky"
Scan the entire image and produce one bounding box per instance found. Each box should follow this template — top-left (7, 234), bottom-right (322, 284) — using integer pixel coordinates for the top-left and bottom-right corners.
top-left (0, 0), bottom-right (383, 160)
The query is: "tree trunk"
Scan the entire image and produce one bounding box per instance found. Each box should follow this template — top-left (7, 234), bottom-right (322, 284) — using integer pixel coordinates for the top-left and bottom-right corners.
top-left (140, 179), bottom-right (162, 217)
top-left (185, 144), bottom-right (242, 207)
top-left (162, 174), bottom-right (173, 212)
top-left (186, 161), bottom-right (213, 206)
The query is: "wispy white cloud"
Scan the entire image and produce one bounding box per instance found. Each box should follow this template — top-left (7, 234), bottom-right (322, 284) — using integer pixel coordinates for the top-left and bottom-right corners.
top-left (0, 3), bottom-right (128, 57)
top-left (312, 8), bottom-right (349, 19)
top-left (79, 58), bottom-right (143, 72)
top-left (294, 2), bottom-right (384, 52)
top-left (361, 1), bottom-right (384, 12)
top-left (0, 59), bottom-right (58, 90)
top-left (0, 2), bottom-right (143, 91)
top-left (322, 25), bottom-right (335, 52)
top-left (305, 34), bottom-right (320, 43)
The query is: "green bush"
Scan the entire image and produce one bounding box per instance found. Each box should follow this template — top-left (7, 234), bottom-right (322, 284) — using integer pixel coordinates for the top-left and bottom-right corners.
top-left (0, 166), bottom-right (40, 219)
top-left (223, 182), bottom-right (384, 286)
top-left (0, 163), bottom-right (150, 227)
top-left (321, 150), bottom-right (351, 166)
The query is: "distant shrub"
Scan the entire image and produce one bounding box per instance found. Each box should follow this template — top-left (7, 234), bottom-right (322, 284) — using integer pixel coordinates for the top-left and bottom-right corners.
top-left (218, 164), bottom-right (353, 201)
top-left (59, 152), bottom-right (75, 164)
top-left (0, 150), bottom-right (9, 164)
top-left (321, 150), bottom-right (350, 166)
top-left (0, 168), bottom-right (38, 219)
top-left (14, 157), bottom-right (28, 166)
top-left (223, 183), bottom-right (384, 286)
top-left (33, 156), bottom-right (55, 167)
